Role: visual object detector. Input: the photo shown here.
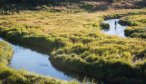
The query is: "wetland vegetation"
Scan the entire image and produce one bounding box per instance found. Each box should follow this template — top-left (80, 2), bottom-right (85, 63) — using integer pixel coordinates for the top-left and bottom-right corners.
top-left (0, 0), bottom-right (146, 84)
top-left (119, 14), bottom-right (146, 39)
top-left (0, 41), bottom-right (78, 84)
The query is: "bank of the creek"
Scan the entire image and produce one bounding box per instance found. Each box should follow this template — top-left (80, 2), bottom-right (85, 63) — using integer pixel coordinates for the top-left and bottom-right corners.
top-left (102, 19), bottom-right (127, 37)
top-left (0, 19), bottom-right (128, 84)
top-left (0, 37), bottom-right (77, 81)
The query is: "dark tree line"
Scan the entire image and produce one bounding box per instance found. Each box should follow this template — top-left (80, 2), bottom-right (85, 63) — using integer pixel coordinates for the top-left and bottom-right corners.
top-left (0, 0), bottom-right (54, 3)
top-left (0, 0), bottom-right (123, 3)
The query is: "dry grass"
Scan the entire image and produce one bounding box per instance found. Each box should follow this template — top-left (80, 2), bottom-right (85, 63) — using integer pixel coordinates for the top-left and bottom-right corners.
top-left (0, 9), bottom-right (146, 83)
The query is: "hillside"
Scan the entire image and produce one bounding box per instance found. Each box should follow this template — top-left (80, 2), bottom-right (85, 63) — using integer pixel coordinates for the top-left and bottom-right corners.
top-left (0, 0), bottom-right (146, 12)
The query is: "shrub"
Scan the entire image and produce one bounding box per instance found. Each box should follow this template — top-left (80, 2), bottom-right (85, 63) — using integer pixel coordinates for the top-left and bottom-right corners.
top-left (118, 20), bottom-right (138, 26)
top-left (100, 23), bottom-right (110, 30)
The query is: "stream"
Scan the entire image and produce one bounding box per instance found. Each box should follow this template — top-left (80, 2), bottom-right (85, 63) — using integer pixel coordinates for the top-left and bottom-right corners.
top-left (0, 19), bottom-right (127, 83)
top-left (0, 37), bottom-right (75, 81)
top-left (9, 43), bottom-right (74, 80)
top-left (102, 19), bottom-right (127, 37)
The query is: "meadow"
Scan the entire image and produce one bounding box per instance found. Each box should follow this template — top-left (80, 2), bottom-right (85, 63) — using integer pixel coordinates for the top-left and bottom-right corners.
top-left (119, 14), bottom-right (146, 39)
top-left (0, 41), bottom-right (77, 84)
top-left (0, 0), bottom-right (146, 83)
top-left (0, 9), bottom-right (145, 83)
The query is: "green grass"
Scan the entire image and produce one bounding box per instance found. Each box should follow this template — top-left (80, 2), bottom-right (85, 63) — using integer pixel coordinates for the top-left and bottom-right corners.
top-left (100, 23), bottom-right (110, 30)
top-left (119, 14), bottom-right (146, 39)
top-left (0, 9), bottom-right (146, 83)
top-left (0, 41), bottom-right (13, 64)
top-left (0, 41), bottom-right (78, 84)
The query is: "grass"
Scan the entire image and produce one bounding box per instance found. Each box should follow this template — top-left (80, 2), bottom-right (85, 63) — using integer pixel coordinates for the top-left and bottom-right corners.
top-left (0, 41), bottom-right (13, 64)
top-left (0, 41), bottom-right (78, 84)
top-left (119, 14), bottom-right (146, 39)
top-left (0, 9), bottom-right (146, 84)
top-left (100, 23), bottom-right (110, 30)
top-left (0, 0), bottom-right (145, 13)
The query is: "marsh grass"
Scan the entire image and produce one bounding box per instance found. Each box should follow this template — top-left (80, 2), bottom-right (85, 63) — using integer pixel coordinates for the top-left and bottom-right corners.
top-left (119, 14), bottom-right (146, 39)
top-left (0, 41), bottom-right (77, 84)
top-left (0, 9), bottom-right (146, 83)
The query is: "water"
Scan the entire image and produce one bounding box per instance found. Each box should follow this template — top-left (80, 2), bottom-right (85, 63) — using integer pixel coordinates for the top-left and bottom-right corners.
top-left (9, 45), bottom-right (73, 80)
top-left (0, 37), bottom-right (75, 81)
top-left (0, 38), bottom-right (3, 41)
top-left (0, 19), bottom-right (127, 83)
top-left (102, 19), bottom-right (127, 37)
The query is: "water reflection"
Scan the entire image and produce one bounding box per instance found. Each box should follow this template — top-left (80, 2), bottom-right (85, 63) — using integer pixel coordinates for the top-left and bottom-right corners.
top-left (0, 37), bottom-right (76, 80)
top-left (102, 19), bottom-right (127, 37)
top-left (9, 44), bottom-right (75, 80)
top-left (0, 19), bottom-right (124, 83)
top-left (0, 19), bottom-right (125, 82)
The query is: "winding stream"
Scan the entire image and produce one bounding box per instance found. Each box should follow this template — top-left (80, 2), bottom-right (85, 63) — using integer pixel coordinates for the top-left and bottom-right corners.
top-left (0, 37), bottom-right (75, 81)
top-left (102, 19), bottom-right (127, 37)
top-left (0, 19), bottom-right (127, 82)
top-left (9, 44), bottom-right (74, 80)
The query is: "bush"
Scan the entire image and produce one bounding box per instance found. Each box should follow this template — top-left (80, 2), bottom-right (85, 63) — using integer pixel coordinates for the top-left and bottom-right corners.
top-left (118, 20), bottom-right (138, 26)
top-left (100, 23), bottom-right (110, 30)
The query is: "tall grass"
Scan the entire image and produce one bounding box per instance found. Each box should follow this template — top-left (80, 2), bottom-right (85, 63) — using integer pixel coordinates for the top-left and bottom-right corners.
top-left (0, 9), bottom-right (146, 83)
top-left (119, 14), bottom-right (146, 39)
top-left (0, 41), bottom-right (77, 84)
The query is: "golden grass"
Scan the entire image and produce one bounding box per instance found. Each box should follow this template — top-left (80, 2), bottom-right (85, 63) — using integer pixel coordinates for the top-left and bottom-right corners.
top-left (0, 9), bottom-right (146, 83)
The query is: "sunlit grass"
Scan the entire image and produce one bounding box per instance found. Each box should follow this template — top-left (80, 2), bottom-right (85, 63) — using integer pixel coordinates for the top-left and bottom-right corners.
top-left (0, 41), bottom-right (78, 84)
top-left (119, 14), bottom-right (146, 39)
top-left (0, 9), bottom-right (146, 83)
